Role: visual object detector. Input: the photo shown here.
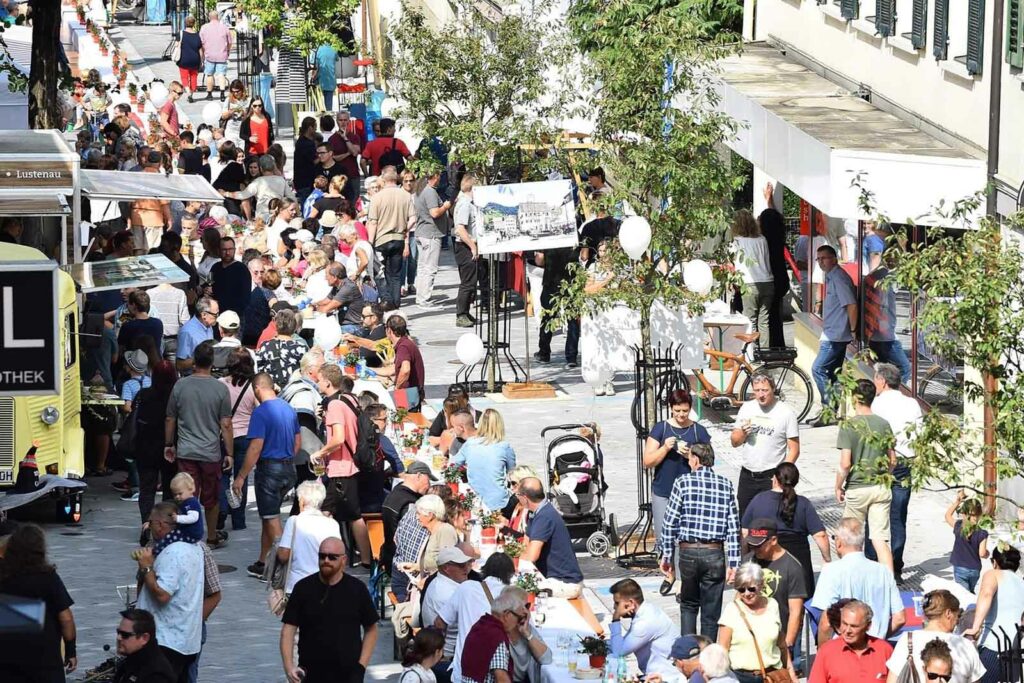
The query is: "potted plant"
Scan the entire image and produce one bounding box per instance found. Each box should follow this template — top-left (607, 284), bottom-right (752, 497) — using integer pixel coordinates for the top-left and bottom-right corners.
top-left (400, 429), bottom-right (423, 453)
top-left (342, 350), bottom-right (360, 374)
top-left (503, 538), bottom-right (524, 569)
top-left (478, 509), bottom-right (501, 540)
top-left (579, 636), bottom-right (609, 669)
top-left (374, 338), bottom-right (395, 366)
top-left (455, 490), bottom-right (476, 513)
top-left (127, 82), bottom-right (137, 102)
top-left (76, 5), bottom-right (86, 23)
top-left (514, 572), bottom-right (541, 609)
top-left (390, 407), bottom-right (409, 428)
top-left (443, 463), bottom-right (465, 495)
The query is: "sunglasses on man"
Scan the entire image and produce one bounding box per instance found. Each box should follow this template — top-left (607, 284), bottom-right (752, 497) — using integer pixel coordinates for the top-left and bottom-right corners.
top-left (116, 629), bottom-right (142, 640)
top-left (318, 552), bottom-right (342, 561)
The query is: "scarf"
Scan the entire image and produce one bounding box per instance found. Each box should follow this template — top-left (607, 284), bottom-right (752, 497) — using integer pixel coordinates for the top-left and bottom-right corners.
top-left (152, 529), bottom-right (196, 557)
top-left (461, 613), bottom-right (514, 683)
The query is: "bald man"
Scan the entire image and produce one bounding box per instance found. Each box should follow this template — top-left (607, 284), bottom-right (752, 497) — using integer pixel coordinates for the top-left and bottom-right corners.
top-left (281, 538), bottom-right (378, 683)
top-left (449, 409), bottom-right (477, 457)
top-left (518, 477), bottom-right (584, 598)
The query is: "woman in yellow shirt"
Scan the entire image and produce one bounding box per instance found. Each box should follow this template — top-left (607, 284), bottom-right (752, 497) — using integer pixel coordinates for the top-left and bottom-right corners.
top-left (717, 562), bottom-right (797, 682)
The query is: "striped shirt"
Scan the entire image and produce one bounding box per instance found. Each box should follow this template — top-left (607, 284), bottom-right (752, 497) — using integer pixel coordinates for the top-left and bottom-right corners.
top-left (658, 467), bottom-right (741, 568)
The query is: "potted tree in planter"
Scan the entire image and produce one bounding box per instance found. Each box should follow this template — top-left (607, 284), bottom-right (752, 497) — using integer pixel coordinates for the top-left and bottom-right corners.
top-left (578, 636), bottom-right (609, 669)
top-left (514, 572), bottom-right (541, 610)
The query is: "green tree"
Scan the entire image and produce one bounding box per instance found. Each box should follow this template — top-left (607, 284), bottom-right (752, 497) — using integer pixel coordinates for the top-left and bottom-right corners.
top-left (237, 0), bottom-right (359, 53)
top-left (383, 0), bottom-right (575, 181)
top-left (556, 0), bottom-right (744, 426)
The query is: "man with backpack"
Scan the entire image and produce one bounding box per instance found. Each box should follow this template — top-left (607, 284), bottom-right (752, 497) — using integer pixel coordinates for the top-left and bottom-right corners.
top-left (367, 167), bottom-right (416, 310)
top-left (311, 364), bottom-right (374, 568)
top-left (361, 117), bottom-right (411, 176)
top-left (231, 372), bottom-right (301, 579)
top-left (281, 350), bottom-right (327, 515)
top-left (212, 311), bottom-right (257, 374)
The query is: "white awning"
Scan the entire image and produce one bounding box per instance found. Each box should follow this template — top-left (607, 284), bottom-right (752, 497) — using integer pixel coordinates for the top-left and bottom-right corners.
top-left (716, 44), bottom-right (986, 225)
top-left (65, 254), bottom-right (189, 293)
top-left (80, 170), bottom-right (224, 204)
top-left (0, 195), bottom-right (70, 216)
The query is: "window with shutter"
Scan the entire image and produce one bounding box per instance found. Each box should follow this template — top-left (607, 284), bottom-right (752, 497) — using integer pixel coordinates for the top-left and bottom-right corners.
top-left (933, 0), bottom-right (949, 59)
top-left (909, 0), bottom-right (928, 47)
top-left (964, 0), bottom-right (985, 73)
top-left (876, 0), bottom-right (896, 34)
top-left (842, 0), bottom-right (860, 18)
top-left (1008, 0), bottom-right (1024, 68)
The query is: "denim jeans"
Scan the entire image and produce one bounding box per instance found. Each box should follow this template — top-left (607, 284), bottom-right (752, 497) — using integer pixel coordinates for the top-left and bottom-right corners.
top-left (954, 565), bottom-right (981, 592)
top-left (537, 288), bottom-right (580, 361)
top-left (869, 340), bottom-right (912, 384)
top-left (678, 546), bottom-right (726, 639)
top-left (219, 435), bottom-right (250, 530)
top-left (811, 340), bottom-right (849, 409)
top-left (401, 231), bottom-right (419, 287)
top-left (322, 89), bottom-right (334, 111)
top-left (376, 240), bottom-right (405, 307)
top-left (864, 482), bottom-right (910, 574)
top-left (186, 621), bottom-right (207, 683)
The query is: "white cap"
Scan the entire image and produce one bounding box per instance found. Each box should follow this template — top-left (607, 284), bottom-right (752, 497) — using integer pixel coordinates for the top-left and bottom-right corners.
top-left (437, 546), bottom-right (473, 565)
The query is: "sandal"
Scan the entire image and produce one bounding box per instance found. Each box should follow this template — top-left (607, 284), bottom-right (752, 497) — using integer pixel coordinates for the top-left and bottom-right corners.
top-left (659, 579), bottom-right (675, 596)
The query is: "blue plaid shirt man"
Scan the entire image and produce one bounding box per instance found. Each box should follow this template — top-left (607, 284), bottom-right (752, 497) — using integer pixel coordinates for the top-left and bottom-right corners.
top-left (658, 466), bottom-right (741, 568)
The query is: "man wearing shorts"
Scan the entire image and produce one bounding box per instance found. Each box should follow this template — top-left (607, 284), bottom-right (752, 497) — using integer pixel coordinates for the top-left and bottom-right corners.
top-left (835, 378), bottom-right (896, 573)
top-left (199, 10), bottom-right (231, 101)
top-left (165, 340), bottom-right (233, 548)
top-left (311, 364), bottom-right (374, 567)
top-left (232, 373), bottom-right (300, 579)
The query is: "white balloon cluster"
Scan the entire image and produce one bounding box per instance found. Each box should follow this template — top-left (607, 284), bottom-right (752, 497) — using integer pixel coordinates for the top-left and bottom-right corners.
top-left (456, 333), bottom-right (485, 366)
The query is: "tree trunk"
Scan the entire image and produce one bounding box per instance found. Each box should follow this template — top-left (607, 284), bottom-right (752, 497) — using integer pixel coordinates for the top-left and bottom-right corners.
top-left (29, 0), bottom-right (63, 130)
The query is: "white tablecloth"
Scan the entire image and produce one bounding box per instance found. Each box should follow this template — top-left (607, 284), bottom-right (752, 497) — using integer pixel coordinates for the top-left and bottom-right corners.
top-left (537, 598), bottom-right (598, 683)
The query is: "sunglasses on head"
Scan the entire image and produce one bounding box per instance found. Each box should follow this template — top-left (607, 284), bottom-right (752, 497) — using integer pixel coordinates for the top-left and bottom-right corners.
top-left (926, 674), bottom-right (951, 682)
top-left (318, 552), bottom-right (342, 561)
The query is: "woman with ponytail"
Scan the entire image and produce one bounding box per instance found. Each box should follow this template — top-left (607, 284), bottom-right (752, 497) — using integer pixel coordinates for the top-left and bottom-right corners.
top-left (400, 627), bottom-right (445, 683)
top-left (741, 462), bottom-right (831, 591)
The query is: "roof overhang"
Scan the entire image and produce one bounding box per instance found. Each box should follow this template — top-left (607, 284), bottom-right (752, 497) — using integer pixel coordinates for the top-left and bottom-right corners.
top-left (0, 195), bottom-right (70, 217)
top-left (716, 43), bottom-right (987, 225)
top-left (65, 254), bottom-right (189, 293)
top-left (80, 170), bottom-right (224, 204)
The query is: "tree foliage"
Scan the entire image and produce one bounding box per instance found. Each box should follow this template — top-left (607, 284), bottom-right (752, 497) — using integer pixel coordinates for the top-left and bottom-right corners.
top-left (238, 0), bottom-right (359, 53)
top-left (383, 0), bottom-right (575, 182)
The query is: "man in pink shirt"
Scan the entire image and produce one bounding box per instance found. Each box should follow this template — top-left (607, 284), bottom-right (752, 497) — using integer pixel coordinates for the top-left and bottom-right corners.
top-left (311, 364), bottom-right (373, 567)
top-left (199, 10), bottom-right (232, 101)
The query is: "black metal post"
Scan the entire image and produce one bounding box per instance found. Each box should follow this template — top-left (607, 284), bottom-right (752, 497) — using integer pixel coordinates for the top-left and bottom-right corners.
top-left (455, 256), bottom-right (524, 394)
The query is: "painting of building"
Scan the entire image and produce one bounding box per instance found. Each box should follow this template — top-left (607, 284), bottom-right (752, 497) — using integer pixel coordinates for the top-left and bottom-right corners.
top-left (472, 180), bottom-right (577, 255)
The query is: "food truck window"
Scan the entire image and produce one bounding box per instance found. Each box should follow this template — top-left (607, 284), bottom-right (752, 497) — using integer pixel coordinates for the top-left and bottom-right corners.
top-left (64, 312), bottom-right (77, 369)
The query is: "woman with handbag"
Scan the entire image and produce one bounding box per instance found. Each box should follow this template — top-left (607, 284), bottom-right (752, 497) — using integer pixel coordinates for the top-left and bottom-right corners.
top-left (217, 349), bottom-right (257, 533)
top-left (174, 16), bottom-right (203, 103)
top-left (717, 563), bottom-right (797, 683)
top-left (886, 590), bottom-right (984, 683)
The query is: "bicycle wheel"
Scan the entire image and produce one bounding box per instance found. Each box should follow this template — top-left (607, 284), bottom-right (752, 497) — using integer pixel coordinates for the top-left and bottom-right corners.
top-left (630, 369), bottom-right (692, 431)
top-left (918, 366), bottom-right (964, 411)
top-left (742, 362), bottom-right (815, 422)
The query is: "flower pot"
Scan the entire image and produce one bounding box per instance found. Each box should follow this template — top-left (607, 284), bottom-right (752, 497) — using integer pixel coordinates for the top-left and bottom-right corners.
top-left (481, 526), bottom-right (497, 540)
top-left (526, 592), bottom-right (536, 610)
top-left (343, 365), bottom-right (355, 376)
top-left (448, 482), bottom-right (459, 495)
top-left (588, 655), bottom-right (606, 669)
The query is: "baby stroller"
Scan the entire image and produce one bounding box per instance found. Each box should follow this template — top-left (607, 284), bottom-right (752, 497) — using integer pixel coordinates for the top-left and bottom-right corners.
top-left (542, 423), bottom-right (617, 557)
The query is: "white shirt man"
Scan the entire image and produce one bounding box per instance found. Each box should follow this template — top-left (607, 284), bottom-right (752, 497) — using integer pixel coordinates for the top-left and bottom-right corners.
top-left (608, 579), bottom-right (676, 674)
top-left (421, 547), bottom-right (474, 662)
top-left (870, 363), bottom-right (922, 462)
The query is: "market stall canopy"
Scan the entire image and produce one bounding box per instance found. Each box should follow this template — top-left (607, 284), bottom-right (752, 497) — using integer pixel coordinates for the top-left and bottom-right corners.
top-left (80, 170), bottom-right (224, 203)
top-left (0, 130), bottom-right (77, 193)
top-left (65, 254), bottom-right (189, 293)
top-left (0, 195), bottom-right (70, 217)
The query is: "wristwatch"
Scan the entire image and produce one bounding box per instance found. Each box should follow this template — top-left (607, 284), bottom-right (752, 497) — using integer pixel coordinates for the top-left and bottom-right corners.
top-left (139, 567), bottom-right (152, 576)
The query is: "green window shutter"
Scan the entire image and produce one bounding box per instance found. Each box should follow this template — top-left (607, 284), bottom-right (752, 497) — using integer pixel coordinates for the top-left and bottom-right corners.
top-left (965, 0), bottom-right (985, 73)
top-left (1008, 0), bottom-right (1024, 68)
top-left (842, 0), bottom-right (859, 19)
top-left (933, 0), bottom-right (949, 59)
top-left (911, 0), bottom-right (928, 48)
top-left (876, 0), bottom-right (896, 34)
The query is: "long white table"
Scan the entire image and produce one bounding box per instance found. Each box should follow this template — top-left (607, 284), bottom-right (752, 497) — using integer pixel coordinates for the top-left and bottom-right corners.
top-left (537, 597), bottom-right (598, 683)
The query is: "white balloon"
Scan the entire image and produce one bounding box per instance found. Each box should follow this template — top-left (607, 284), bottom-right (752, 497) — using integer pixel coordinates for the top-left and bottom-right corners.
top-left (683, 259), bottom-right (714, 295)
top-left (202, 101), bottom-right (222, 127)
top-left (456, 333), bottom-right (485, 366)
top-left (579, 335), bottom-right (610, 387)
top-left (581, 364), bottom-right (612, 387)
top-left (619, 215), bottom-right (652, 260)
top-left (148, 82), bottom-right (168, 108)
top-left (313, 316), bottom-right (342, 352)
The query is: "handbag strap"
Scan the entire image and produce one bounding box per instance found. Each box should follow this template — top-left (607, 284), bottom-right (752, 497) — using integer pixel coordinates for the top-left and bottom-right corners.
top-left (230, 379), bottom-right (252, 416)
top-left (735, 601), bottom-right (771, 679)
top-left (481, 580), bottom-right (495, 605)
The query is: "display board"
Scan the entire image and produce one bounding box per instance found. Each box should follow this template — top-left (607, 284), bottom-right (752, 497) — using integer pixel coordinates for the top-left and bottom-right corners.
top-left (472, 180), bottom-right (578, 255)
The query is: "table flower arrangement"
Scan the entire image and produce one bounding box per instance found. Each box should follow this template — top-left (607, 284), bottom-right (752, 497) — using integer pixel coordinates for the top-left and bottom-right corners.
top-left (400, 428), bottom-right (424, 453)
top-left (503, 538), bottom-right (524, 568)
top-left (443, 463), bottom-right (466, 494)
top-left (578, 635), bottom-right (609, 668)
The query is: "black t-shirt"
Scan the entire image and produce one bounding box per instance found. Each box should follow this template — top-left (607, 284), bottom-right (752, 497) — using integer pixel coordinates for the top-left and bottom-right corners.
top-left (213, 161), bottom-right (246, 192)
top-left (741, 491), bottom-right (826, 537)
top-left (380, 484), bottom-right (422, 568)
top-left (316, 162), bottom-right (346, 187)
top-left (119, 317), bottom-right (165, 349)
top-left (579, 216), bottom-right (621, 252)
top-left (540, 247), bottom-right (575, 291)
top-left (313, 195), bottom-right (346, 217)
top-left (742, 549), bottom-right (808, 635)
top-left (0, 568), bottom-right (75, 671)
top-left (177, 146), bottom-right (204, 176)
top-left (357, 324), bottom-right (387, 367)
top-left (428, 407), bottom-right (482, 437)
top-left (210, 260), bottom-right (252, 317)
top-left (294, 136), bottom-right (318, 191)
top-left (282, 572), bottom-right (378, 669)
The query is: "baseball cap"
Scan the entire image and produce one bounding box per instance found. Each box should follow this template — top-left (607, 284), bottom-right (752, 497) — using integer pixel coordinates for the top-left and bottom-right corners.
top-left (406, 461), bottom-right (438, 481)
top-left (437, 546), bottom-right (473, 565)
top-left (293, 229), bottom-right (315, 242)
top-left (320, 210), bottom-right (339, 228)
top-left (217, 310), bottom-right (240, 330)
top-left (124, 349), bottom-right (149, 374)
top-left (145, 150), bottom-right (163, 166)
top-left (746, 518), bottom-right (778, 547)
top-left (669, 636), bottom-right (702, 661)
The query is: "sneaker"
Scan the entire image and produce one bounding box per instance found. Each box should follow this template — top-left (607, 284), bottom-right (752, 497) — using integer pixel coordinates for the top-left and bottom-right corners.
top-left (603, 381), bottom-right (616, 396)
top-left (565, 358), bottom-right (579, 368)
top-left (120, 490), bottom-right (139, 502)
top-left (216, 529), bottom-right (229, 542)
top-left (533, 352), bottom-right (551, 363)
top-left (456, 315), bottom-right (474, 328)
top-left (466, 313), bottom-right (477, 324)
top-left (112, 479), bottom-right (132, 492)
top-left (247, 561), bottom-right (266, 579)
top-left (407, 285), bottom-right (417, 296)
top-left (594, 385), bottom-right (606, 397)
top-left (415, 301), bottom-right (442, 311)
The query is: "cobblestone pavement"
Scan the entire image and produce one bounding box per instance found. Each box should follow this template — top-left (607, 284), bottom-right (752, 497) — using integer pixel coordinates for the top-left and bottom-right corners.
top-left (38, 18), bottom-right (962, 682)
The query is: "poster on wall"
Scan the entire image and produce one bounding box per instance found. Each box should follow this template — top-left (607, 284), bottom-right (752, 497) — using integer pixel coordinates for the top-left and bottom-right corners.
top-left (472, 180), bottom-right (577, 255)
